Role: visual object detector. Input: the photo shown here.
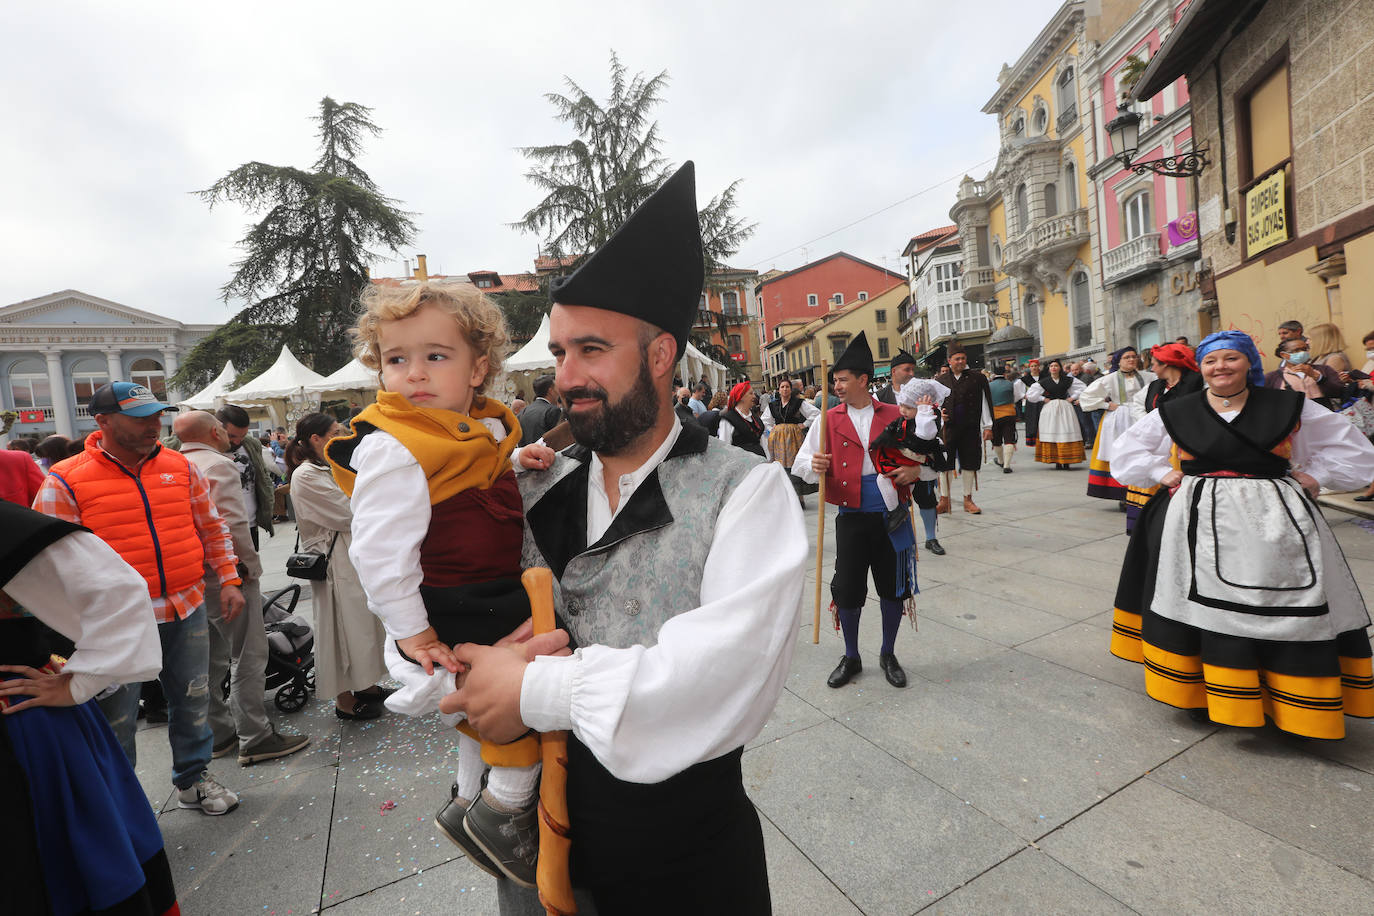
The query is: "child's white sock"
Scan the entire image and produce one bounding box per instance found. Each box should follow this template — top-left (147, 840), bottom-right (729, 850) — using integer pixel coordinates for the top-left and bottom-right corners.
top-left (484, 763), bottom-right (541, 812)
top-left (455, 731), bottom-right (484, 802)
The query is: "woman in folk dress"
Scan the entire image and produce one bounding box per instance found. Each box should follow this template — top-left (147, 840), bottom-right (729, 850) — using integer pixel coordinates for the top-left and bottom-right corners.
top-left (1081, 347), bottom-right (1155, 502)
top-left (1025, 359), bottom-right (1086, 468)
top-left (1109, 330), bottom-right (1374, 739)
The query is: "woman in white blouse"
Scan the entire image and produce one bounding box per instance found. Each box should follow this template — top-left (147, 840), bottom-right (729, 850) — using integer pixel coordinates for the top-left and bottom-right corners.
top-left (1024, 359), bottom-right (1087, 468)
top-left (287, 412), bottom-right (390, 720)
top-left (1108, 330), bottom-right (1374, 739)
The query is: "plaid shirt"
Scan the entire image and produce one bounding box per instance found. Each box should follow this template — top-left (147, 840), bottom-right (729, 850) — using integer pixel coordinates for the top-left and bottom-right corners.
top-left (33, 446), bottom-right (240, 623)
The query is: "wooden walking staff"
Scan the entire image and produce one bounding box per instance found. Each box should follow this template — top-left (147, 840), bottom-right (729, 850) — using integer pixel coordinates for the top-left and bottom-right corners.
top-left (812, 358), bottom-right (829, 644)
top-left (521, 567), bottom-right (576, 916)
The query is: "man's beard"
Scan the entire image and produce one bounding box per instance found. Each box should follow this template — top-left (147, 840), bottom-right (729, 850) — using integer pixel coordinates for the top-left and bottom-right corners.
top-left (562, 357), bottom-right (662, 456)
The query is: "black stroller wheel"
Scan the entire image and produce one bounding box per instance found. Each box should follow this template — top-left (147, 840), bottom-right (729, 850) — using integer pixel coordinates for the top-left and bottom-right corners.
top-left (275, 678), bottom-right (309, 712)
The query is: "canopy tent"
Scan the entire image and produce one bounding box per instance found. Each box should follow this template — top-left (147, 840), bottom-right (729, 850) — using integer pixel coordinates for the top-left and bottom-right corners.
top-left (506, 314), bottom-right (555, 372)
top-left (178, 360), bottom-right (237, 410)
top-left (219, 346), bottom-right (327, 428)
top-left (679, 342), bottom-right (728, 392)
top-left (306, 357), bottom-right (379, 396)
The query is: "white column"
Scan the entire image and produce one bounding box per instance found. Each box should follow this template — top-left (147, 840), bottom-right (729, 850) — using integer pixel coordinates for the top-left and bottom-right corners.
top-left (45, 350), bottom-right (74, 439)
top-left (104, 349), bottom-right (123, 383)
top-left (160, 348), bottom-right (180, 403)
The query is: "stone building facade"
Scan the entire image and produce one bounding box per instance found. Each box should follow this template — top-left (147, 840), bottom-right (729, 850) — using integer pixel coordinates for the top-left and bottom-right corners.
top-left (0, 290), bottom-right (216, 441)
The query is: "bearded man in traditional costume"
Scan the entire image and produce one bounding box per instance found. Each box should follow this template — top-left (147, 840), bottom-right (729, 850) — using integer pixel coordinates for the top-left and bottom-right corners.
top-left (445, 163), bottom-right (807, 916)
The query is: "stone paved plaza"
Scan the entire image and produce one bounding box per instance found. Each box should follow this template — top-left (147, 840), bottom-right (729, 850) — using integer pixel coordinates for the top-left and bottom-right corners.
top-left (129, 450), bottom-right (1374, 915)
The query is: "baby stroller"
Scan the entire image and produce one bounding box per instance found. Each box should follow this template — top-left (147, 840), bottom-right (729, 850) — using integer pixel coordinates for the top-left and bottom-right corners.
top-left (219, 583), bottom-right (316, 712)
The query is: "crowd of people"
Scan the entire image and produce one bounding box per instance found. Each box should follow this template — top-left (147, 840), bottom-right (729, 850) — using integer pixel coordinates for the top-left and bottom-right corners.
top-left (2, 159), bottom-right (1373, 915)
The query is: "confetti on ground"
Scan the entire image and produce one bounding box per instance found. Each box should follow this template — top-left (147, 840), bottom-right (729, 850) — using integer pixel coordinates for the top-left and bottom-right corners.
top-left (379, 800), bottom-right (398, 814)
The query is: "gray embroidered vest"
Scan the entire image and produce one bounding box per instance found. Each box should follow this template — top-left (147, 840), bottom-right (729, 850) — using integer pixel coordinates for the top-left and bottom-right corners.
top-left (519, 421), bottom-right (763, 649)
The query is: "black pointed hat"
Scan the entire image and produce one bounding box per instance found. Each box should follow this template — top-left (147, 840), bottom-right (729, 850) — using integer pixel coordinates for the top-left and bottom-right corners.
top-left (550, 162), bottom-right (704, 358)
top-left (889, 349), bottom-right (916, 369)
top-left (832, 331), bottom-right (874, 378)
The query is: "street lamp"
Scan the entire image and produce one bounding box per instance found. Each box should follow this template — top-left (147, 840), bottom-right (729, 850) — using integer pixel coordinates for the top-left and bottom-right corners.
top-left (1106, 104), bottom-right (1209, 178)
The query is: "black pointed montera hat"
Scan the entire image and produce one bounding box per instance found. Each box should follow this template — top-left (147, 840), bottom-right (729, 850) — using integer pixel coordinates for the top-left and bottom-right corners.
top-left (550, 161), bottom-right (704, 357)
top-left (833, 331), bottom-right (874, 378)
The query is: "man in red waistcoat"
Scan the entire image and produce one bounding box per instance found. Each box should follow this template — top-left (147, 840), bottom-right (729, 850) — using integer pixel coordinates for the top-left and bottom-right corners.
top-left (794, 332), bottom-right (922, 689)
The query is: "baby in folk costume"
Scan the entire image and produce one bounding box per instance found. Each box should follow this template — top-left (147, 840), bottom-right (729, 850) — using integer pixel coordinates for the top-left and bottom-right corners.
top-left (870, 377), bottom-right (952, 554)
top-left (326, 281), bottom-right (556, 889)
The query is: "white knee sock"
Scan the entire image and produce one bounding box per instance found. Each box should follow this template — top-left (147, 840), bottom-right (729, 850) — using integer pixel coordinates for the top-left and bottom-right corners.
top-left (939, 472), bottom-right (952, 499)
top-left (1003, 444), bottom-right (1015, 467)
top-left (963, 471), bottom-right (977, 499)
top-left (485, 763), bottom-right (542, 811)
top-left (455, 730), bottom-right (484, 802)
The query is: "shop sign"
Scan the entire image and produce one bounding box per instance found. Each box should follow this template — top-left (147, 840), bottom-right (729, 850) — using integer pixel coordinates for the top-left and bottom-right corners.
top-left (1245, 169), bottom-right (1288, 256)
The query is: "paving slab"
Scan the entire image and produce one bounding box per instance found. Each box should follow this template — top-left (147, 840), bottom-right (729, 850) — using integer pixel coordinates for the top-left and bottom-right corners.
top-left (1017, 617), bottom-right (1151, 696)
top-left (926, 847), bottom-right (1134, 915)
top-left (748, 685), bottom-right (829, 751)
top-left (758, 813), bottom-right (863, 915)
top-left (159, 764), bottom-right (335, 916)
top-left (952, 567), bottom-right (1116, 621)
top-left (916, 583), bottom-right (1078, 648)
top-left (846, 653), bottom-right (1212, 840)
top-left (323, 710), bottom-right (465, 904)
top-left (1152, 728), bottom-right (1374, 880)
top-left (1057, 533), bottom-right (1131, 566)
top-left (1039, 778), bottom-right (1374, 915)
top-left (744, 719), bottom-right (1023, 916)
top-left (321, 855), bottom-right (499, 914)
top-left (1009, 553), bottom-right (1125, 593)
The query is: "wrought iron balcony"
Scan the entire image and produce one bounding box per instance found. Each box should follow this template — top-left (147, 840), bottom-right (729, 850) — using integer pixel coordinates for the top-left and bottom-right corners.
top-left (1056, 103), bottom-right (1078, 135)
top-left (1102, 233), bottom-right (1165, 287)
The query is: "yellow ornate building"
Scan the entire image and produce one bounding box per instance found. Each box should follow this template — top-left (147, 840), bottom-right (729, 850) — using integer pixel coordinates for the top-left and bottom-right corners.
top-left (950, 1), bottom-right (1102, 367)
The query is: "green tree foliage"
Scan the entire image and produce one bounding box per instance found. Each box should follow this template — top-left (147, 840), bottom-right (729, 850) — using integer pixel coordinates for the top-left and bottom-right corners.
top-left (174, 97), bottom-right (416, 392)
top-left (490, 288), bottom-right (549, 344)
top-left (513, 52), bottom-right (756, 276)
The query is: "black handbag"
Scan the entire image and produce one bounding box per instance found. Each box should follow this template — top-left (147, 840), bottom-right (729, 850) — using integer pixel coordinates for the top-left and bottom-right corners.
top-left (286, 531), bottom-right (338, 581)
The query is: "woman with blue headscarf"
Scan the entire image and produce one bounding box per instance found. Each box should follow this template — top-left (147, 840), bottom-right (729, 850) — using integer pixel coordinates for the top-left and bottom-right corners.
top-left (1108, 329), bottom-right (1374, 739)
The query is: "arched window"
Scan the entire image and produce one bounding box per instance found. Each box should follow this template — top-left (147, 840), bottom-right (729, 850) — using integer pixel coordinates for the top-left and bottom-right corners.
top-left (1123, 190), bottom-right (1152, 241)
top-left (71, 357), bottom-right (109, 407)
top-left (1009, 112), bottom-right (1025, 137)
top-left (1135, 319), bottom-right (1161, 352)
top-left (130, 358), bottom-right (166, 399)
top-left (1033, 104), bottom-right (1049, 135)
top-left (1015, 184), bottom-right (1030, 233)
top-left (1064, 162), bottom-right (1078, 209)
top-left (992, 239), bottom-right (1003, 267)
top-left (1057, 67), bottom-right (1076, 118)
top-left (9, 358), bottom-right (50, 410)
top-left (1071, 272), bottom-right (1092, 349)
top-left (1044, 183), bottom-right (1059, 218)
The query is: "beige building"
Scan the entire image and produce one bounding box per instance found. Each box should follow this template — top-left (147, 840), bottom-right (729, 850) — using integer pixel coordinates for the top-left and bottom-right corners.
top-left (1135, 0), bottom-right (1374, 362)
top-left (761, 282), bottom-right (909, 389)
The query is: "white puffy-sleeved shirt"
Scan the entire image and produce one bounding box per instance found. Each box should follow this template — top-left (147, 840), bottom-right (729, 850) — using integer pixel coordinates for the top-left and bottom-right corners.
top-left (518, 422), bottom-right (807, 783)
top-left (7, 530), bottom-right (161, 704)
top-left (1025, 376), bottom-right (1087, 403)
top-left (1110, 397), bottom-right (1374, 493)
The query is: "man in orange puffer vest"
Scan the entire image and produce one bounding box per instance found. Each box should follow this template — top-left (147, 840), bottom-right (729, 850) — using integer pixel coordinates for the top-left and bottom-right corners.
top-left (33, 382), bottom-right (244, 816)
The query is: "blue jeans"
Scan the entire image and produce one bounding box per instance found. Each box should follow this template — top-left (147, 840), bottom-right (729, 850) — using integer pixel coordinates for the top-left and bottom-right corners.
top-left (97, 605), bottom-right (214, 789)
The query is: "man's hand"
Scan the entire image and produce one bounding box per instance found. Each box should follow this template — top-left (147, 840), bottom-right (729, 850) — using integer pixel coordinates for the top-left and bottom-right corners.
top-left (1160, 469), bottom-right (1184, 488)
top-left (519, 443), bottom-right (556, 471)
top-left (884, 464), bottom-right (922, 486)
top-left (396, 626), bottom-right (460, 675)
top-left (810, 451), bottom-right (831, 474)
top-left (982, 428), bottom-right (993, 441)
top-left (221, 584), bottom-right (246, 622)
top-left (915, 395), bottom-right (935, 407)
top-left (443, 643), bottom-right (531, 744)
top-left (1107, 403), bottom-right (1118, 411)
top-left (1292, 470), bottom-right (1320, 499)
top-left (0, 666), bottom-right (75, 714)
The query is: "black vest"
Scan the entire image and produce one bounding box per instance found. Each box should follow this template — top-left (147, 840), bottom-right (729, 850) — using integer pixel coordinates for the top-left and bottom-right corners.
top-left (0, 500), bottom-right (84, 667)
top-left (1039, 375), bottom-right (1074, 399)
top-left (768, 395), bottom-right (805, 425)
top-left (1143, 370), bottom-right (1204, 413)
top-left (721, 410), bottom-right (765, 456)
top-left (1159, 387), bottom-right (1304, 478)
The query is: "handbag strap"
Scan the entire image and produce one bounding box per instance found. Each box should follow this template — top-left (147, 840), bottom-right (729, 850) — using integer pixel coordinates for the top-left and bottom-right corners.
top-left (295, 528), bottom-right (340, 556)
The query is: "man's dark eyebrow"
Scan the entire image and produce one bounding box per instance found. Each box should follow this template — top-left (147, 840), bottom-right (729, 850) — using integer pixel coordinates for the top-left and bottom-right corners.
top-left (549, 334), bottom-right (613, 352)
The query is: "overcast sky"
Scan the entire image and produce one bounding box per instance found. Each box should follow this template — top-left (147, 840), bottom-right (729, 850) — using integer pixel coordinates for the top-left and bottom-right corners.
top-left (2, 0), bottom-right (1066, 325)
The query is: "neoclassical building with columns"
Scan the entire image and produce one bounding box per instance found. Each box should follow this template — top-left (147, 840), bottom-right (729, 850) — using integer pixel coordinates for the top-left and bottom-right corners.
top-left (0, 289), bottom-right (218, 441)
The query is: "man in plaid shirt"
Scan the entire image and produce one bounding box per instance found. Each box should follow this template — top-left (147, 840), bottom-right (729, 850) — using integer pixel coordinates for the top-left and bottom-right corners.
top-left (34, 382), bottom-right (243, 815)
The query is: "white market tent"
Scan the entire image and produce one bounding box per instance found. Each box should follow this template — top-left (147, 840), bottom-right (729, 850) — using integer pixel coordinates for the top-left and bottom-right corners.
top-left (219, 346), bottom-right (326, 427)
top-left (306, 357), bottom-right (379, 396)
top-left (506, 314), bottom-right (555, 372)
top-left (680, 342), bottom-right (728, 392)
top-left (178, 360), bottom-right (237, 410)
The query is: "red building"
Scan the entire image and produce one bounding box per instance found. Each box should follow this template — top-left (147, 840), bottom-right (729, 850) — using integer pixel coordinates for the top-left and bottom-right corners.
top-left (755, 252), bottom-right (906, 344)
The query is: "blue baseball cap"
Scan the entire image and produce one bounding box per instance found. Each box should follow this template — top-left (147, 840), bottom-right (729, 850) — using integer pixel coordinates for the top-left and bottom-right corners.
top-left (89, 381), bottom-right (179, 417)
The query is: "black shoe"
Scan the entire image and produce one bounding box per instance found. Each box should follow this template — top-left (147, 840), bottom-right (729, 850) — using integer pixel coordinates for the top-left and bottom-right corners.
top-left (1355, 494), bottom-right (1374, 502)
top-left (1003, 466), bottom-right (1013, 474)
top-left (827, 655), bottom-right (861, 688)
top-left (993, 456), bottom-right (1002, 467)
top-left (435, 794), bottom-right (503, 880)
top-left (878, 653), bottom-right (908, 688)
top-left (924, 539), bottom-right (946, 556)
